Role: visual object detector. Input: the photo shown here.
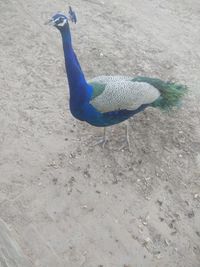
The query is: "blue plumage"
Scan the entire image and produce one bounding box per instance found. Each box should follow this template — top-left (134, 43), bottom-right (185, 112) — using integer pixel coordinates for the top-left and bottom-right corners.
top-left (46, 8), bottom-right (187, 129)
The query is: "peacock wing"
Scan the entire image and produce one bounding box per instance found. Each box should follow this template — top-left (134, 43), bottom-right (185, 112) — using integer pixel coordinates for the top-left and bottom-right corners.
top-left (89, 79), bottom-right (160, 113)
top-left (88, 75), bottom-right (134, 100)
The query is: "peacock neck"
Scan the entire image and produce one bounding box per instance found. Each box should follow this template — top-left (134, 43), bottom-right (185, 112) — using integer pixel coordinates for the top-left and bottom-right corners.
top-left (60, 25), bottom-right (90, 105)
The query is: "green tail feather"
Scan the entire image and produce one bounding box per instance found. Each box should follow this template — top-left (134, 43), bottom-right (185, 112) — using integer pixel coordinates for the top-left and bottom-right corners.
top-left (132, 76), bottom-right (187, 110)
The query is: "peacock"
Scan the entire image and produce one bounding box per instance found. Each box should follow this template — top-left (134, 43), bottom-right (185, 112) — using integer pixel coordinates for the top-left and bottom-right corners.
top-left (46, 7), bottom-right (187, 147)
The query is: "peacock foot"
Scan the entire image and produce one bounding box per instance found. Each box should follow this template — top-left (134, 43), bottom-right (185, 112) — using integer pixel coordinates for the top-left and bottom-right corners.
top-left (89, 127), bottom-right (108, 148)
top-left (90, 137), bottom-right (108, 148)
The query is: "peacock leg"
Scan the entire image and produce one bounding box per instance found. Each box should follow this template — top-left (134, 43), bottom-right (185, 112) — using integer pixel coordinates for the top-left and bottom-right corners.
top-left (119, 122), bottom-right (131, 151)
top-left (102, 127), bottom-right (107, 148)
top-left (125, 121), bottom-right (131, 151)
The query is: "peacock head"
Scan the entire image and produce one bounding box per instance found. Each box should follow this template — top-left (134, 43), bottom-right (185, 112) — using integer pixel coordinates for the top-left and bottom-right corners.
top-left (45, 7), bottom-right (77, 30)
top-left (47, 13), bottom-right (68, 29)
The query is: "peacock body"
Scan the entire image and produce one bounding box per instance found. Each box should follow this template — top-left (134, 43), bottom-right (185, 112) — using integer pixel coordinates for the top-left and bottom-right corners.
top-left (46, 9), bottom-right (187, 129)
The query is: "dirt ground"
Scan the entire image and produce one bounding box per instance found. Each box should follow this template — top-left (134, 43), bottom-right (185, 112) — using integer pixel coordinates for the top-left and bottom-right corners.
top-left (0, 0), bottom-right (200, 266)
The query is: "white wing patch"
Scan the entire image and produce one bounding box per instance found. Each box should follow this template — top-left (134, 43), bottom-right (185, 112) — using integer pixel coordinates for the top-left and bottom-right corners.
top-left (90, 80), bottom-right (160, 113)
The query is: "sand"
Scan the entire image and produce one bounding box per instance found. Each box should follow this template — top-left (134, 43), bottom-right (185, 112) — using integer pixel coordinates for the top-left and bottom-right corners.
top-left (0, 0), bottom-right (200, 266)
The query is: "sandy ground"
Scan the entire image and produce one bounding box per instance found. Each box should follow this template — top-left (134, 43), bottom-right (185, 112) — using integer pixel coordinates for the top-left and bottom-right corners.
top-left (0, 0), bottom-right (200, 266)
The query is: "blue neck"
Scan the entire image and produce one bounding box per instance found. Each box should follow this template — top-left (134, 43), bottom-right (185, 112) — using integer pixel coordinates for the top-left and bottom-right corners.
top-left (60, 25), bottom-right (91, 105)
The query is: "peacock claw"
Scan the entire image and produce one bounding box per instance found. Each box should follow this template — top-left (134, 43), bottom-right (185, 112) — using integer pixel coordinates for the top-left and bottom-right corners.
top-left (91, 138), bottom-right (108, 148)
top-left (119, 140), bottom-right (131, 152)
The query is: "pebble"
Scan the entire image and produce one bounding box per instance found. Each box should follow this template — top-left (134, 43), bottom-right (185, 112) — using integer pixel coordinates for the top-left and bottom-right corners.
top-left (164, 239), bottom-right (170, 246)
top-left (188, 210), bottom-right (194, 218)
top-left (155, 253), bottom-right (162, 259)
top-left (145, 237), bottom-right (151, 243)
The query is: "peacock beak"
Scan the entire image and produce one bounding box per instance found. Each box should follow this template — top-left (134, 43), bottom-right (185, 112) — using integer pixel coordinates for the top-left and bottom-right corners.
top-left (44, 19), bottom-right (55, 26)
